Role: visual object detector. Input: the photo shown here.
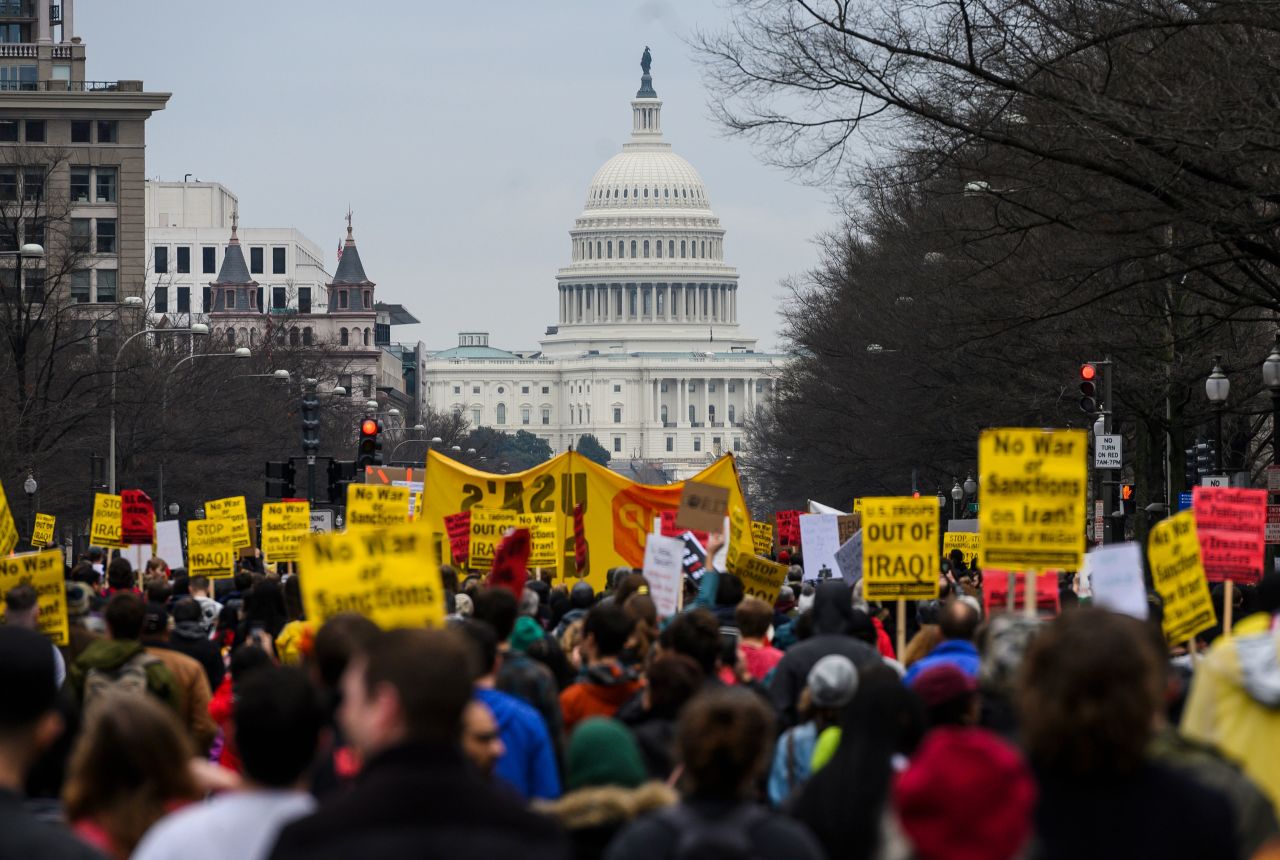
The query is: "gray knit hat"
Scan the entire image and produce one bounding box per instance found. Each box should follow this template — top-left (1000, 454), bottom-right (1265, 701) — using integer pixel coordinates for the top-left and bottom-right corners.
top-left (807, 654), bottom-right (859, 708)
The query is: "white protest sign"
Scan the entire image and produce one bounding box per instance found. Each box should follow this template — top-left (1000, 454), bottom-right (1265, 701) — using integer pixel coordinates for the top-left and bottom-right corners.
top-left (155, 520), bottom-right (184, 569)
top-left (835, 530), bottom-right (863, 586)
top-left (1095, 434), bottom-right (1122, 469)
top-left (1086, 543), bottom-right (1148, 620)
top-left (799, 514), bottom-right (841, 582)
top-left (642, 534), bottom-right (684, 618)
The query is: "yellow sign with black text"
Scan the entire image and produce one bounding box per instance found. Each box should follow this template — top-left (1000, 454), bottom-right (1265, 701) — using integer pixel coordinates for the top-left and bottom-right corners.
top-left (730, 553), bottom-right (789, 604)
top-left (261, 501), bottom-right (311, 562)
top-left (1147, 511), bottom-right (1216, 644)
top-left (31, 513), bottom-right (55, 548)
top-left (861, 496), bottom-right (940, 600)
top-left (187, 519), bottom-right (237, 579)
top-left (0, 480), bottom-right (17, 556)
top-left (468, 508), bottom-right (558, 569)
top-left (90, 493), bottom-right (123, 548)
top-left (0, 550), bottom-right (68, 645)
top-left (297, 521), bottom-right (445, 629)
top-left (751, 521), bottom-right (774, 557)
top-left (943, 532), bottom-right (980, 567)
top-left (204, 496), bottom-right (251, 549)
top-left (346, 484), bottom-right (411, 530)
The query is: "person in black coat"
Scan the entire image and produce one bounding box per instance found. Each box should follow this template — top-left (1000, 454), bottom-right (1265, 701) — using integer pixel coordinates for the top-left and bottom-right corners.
top-left (151, 598), bottom-right (224, 692)
top-left (268, 627), bottom-right (570, 860)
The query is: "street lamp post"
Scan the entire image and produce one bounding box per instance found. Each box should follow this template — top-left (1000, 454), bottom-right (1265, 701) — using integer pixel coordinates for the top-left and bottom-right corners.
top-left (950, 479), bottom-right (963, 519)
top-left (963, 473), bottom-right (977, 514)
top-left (110, 323), bottom-right (209, 493)
top-left (1205, 354), bottom-right (1230, 474)
top-left (1263, 334), bottom-right (1280, 466)
top-left (23, 469), bottom-right (36, 540)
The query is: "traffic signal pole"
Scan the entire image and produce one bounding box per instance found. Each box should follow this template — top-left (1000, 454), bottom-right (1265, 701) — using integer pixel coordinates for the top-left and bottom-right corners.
top-left (1103, 355), bottom-right (1118, 544)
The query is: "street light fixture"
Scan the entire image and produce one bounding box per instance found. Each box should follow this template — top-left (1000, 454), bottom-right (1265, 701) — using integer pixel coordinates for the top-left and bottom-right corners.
top-left (22, 469), bottom-right (35, 539)
top-left (1206, 354), bottom-right (1230, 473)
top-left (963, 474), bottom-right (977, 497)
top-left (951, 479), bottom-right (963, 519)
top-left (1264, 334), bottom-right (1280, 468)
top-left (167, 502), bottom-right (179, 518)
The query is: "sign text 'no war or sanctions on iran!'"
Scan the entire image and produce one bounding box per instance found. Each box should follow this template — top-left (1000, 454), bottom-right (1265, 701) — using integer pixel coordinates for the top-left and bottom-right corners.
top-left (979, 428), bottom-right (1088, 572)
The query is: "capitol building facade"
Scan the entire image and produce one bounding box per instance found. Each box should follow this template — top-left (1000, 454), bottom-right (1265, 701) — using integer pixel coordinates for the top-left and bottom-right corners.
top-left (421, 58), bottom-right (781, 480)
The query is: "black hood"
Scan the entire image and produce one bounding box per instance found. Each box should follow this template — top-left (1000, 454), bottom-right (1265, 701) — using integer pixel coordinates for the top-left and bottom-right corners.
top-left (812, 580), bottom-right (854, 636)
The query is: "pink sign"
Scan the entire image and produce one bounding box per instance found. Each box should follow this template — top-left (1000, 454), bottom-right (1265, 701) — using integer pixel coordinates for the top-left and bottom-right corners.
top-left (1192, 487), bottom-right (1266, 583)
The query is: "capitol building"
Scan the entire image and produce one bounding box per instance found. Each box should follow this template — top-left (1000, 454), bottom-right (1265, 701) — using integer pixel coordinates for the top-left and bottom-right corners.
top-left (421, 56), bottom-right (781, 480)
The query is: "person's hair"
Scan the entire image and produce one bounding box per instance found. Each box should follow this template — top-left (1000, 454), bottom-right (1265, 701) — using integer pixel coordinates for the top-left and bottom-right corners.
top-left (229, 644), bottom-right (273, 691)
top-left (623, 592), bottom-right (658, 658)
top-left (144, 577), bottom-right (171, 606)
top-left (171, 597), bottom-right (201, 625)
top-left (677, 688), bottom-right (774, 797)
top-left (70, 562), bottom-right (99, 587)
top-left (145, 558), bottom-right (167, 575)
top-left (473, 588), bottom-right (519, 640)
top-left (4, 583), bottom-right (37, 613)
top-left (1259, 571), bottom-right (1280, 614)
top-left (646, 655), bottom-right (703, 719)
top-left (233, 570), bottom-right (254, 593)
top-left (658, 608), bottom-right (720, 674)
top-left (283, 575), bottom-right (305, 622)
top-left (903, 624), bottom-right (943, 668)
top-left (106, 557), bottom-right (133, 590)
top-left (583, 603), bottom-right (634, 658)
top-left (924, 692), bottom-right (979, 729)
top-left (189, 574), bottom-right (210, 593)
top-left (1018, 608), bottom-right (1163, 777)
top-left (62, 692), bottom-right (198, 855)
top-left (939, 598), bottom-right (981, 642)
top-left (613, 572), bottom-right (648, 607)
top-left (358, 628), bottom-right (478, 743)
top-left (796, 664), bottom-right (926, 860)
top-left (734, 597), bottom-right (773, 639)
top-left (311, 613), bottom-right (381, 690)
top-left (715, 573), bottom-right (745, 608)
top-left (105, 592), bottom-right (145, 640)
top-left (234, 666), bottom-right (324, 788)
top-left (518, 587), bottom-right (541, 618)
top-left (456, 619), bottom-right (500, 674)
top-left (85, 547), bottom-right (105, 562)
top-left (242, 579), bottom-right (288, 637)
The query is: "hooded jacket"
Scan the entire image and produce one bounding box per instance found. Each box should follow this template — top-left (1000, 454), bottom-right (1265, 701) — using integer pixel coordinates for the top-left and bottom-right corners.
top-left (1181, 612), bottom-right (1280, 814)
top-left (67, 638), bottom-right (180, 715)
top-left (767, 581), bottom-right (880, 728)
top-left (536, 782), bottom-right (676, 860)
top-left (560, 661), bottom-right (643, 733)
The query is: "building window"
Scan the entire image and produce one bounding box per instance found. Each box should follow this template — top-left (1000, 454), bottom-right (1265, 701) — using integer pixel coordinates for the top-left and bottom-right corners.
top-left (154, 246), bottom-right (168, 274)
top-left (272, 246), bottom-right (286, 274)
top-left (733, 437), bottom-right (742, 452)
top-left (249, 247), bottom-right (263, 274)
top-left (656, 240), bottom-right (662, 259)
top-left (298, 287), bottom-right (311, 314)
top-left (338, 290), bottom-right (348, 309)
top-left (613, 437), bottom-right (622, 453)
top-left (290, 329), bottom-right (300, 346)
top-left (709, 382), bottom-right (716, 393)
top-left (362, 328), bottom-right (370, 346)
top-left (70, 270), bottom-right (90, 303)
top-left (302, 327), bottom-right (313, 345)
top-left (364, 374), bottom-right (374, 397)
top-left (643, 240), bottom-right (650, 258)
top-left (689, 404), bottom-right (696, 423)
top-left (668, 240), bottom-right (675, 257)
top-left (542, 407), bottom-right (551, 425)
top-left (96, 121), bottom-right (118, 143)
top-left (95, 219), bottom-right (116, 253)
top-left (521, 407), bottom-right (531, 425)
top-left (496, 403), bottom-right (507, 424)
top-left (630, 240), bottom-right (637, 258)
top-left (521, 385), bottom-right (529, 394)
top-left (70, 166), bottom-right (89, 202)
top-left (272, 286), bottom-right (287, 309)
top-left (728, 382), bottom-right (736, 392)
top-left (453, 386), bottom-right (461, 394)
top-left (729, 405), bottom-right (736, 424)
top-left (177, 286), bottom-right (190, 313)
top-left (95, 167), bottom-right (116, 202)
top-left (339, 328), bottom-right (348, 346)
top-left (661, 382), bottom-right (668, 393)
top-left (225, 290), bottom-right (235, 309)
top-left (541, 386), bottom-right (550, 394)
top-left (613, 384), bottom-right (621, 393)
top-left (666, 436), bottom-right (674, 452)
top-left (607, 241), bottom-right (613, 259)
top-left (24, 120), bottom-right (43, 142)
top-left (613, 407), bottom-right (622, 423)
top-left (364, 291), bottom-right (371, 308)
top-left (95, 269), bottom-right (116, 303)
top-left (176, 246), bottom-right (190, 274)
top-left (693, 437), bottom-right (702, 452)
top-left (202, 247), bottom-right (216, 273)
top-left (202, 286), bottom-right (212, 313)
top-left (154, 286), bottom-right (168, 313)
top-left (661, 405), bottom-right (669, 424)
top-left (713, 437), bottom-right (722, 451)
top-left (472, 408), bottom-right (481, 425)
top-left (70, 120), bottom-right (90, 143)
top-left (21, 169), bottom-right (42, 202)
top-left (472, 385), bottom-right (481, 394)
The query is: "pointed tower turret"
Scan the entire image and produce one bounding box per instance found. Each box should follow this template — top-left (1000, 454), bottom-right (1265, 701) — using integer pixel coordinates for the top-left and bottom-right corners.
top-left (209, 209), bottom-right (259, 312)
top-left (328, 210), bottom-right (375, 313)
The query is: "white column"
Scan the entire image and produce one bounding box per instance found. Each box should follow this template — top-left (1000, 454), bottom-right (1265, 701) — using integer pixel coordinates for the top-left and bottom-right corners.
top-left (722, 376), bottom-right (729, 426)
top-left (37, 0), bottom-right (50, 43)
top-left (679, 377), bottom-right (686, 426)
top-left (63, 0), bottom-right (74, 41)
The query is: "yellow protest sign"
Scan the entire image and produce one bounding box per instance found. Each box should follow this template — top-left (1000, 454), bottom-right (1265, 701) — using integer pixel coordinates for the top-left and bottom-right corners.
top-left (297, 521), bottom-right (445, 629)
top-left (31, 513), bottom-right (55, 548)
top-left (1148, 510), bottom-right (1216, 644)
top-left (261, 501), bottom-right (311, 562)
top-left (861, 496), bottom-right (940, 600)
top-left (204, 496), bottom-right (251, 549)
top-left (0, 550), bottom-right (68, 645)
top-left (0, 480), bottom-right (16, 556)
top-left (978, 428), bottom-right (1087, 571)
top-left (468, 508), bottom-right (558, 569)
top-left (187, 519), bottom-right (237, 579)
top-left (943, 532), bottom-right (980, 567)
top-left (346, 484), bottom-right (411, 530)
top-left (852, 498), bottom-right (864, 516)
top-left (90, 493), bottom-right (123, 548)
top-left (729, 553), bottom-right (789, 604)
top-left (751, 521), bottom-right (774, 556)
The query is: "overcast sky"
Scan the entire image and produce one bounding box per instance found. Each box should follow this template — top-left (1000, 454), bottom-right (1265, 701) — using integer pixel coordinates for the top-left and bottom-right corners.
top-left (82, 1), bottom-right (834, 352)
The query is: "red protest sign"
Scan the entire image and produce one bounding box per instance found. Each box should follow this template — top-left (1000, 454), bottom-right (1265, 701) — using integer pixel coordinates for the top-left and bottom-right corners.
top-left (776, 510), bottom-right (804, 547)
top-left (120, 490), bottom-right (154, 546)
top-left (443, 511), bottom-right (471, 566)
top-left (1192, 487), bottom-right (1266, 583)
top-left (661, 510), bottom-right (708, 544)
top-left (982, 570), bottom-right (1061, 618)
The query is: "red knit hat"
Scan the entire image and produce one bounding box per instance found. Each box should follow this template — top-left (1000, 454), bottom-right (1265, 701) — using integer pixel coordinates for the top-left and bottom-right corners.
top-left (894, 727), bottom-right (1036, 860)
top-left (909, 663), bottom-right (978, 708)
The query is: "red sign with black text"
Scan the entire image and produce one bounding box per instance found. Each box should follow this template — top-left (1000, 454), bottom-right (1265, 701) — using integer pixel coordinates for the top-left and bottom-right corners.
top-left (776, 510), bottom-right (804, 548)
top-left (443, 511), bottom-right (471, 566)
top-left (120, 489), bottom-right (154, 546)
top-left (982, 570), bottom-right (1061, 618)
top-left (1193, 487), bottom-right (1266, 583)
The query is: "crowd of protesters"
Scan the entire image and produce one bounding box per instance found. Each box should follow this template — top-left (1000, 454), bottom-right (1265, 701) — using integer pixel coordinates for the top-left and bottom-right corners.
top-left (1, 534), bottom-right (1279, 860)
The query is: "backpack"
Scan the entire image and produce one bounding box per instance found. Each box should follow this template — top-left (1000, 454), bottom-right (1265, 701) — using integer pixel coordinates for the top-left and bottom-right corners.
top-left (656, 803), bottom-right (769, 860)
top-left (82, 650), bottom-right (161, 713)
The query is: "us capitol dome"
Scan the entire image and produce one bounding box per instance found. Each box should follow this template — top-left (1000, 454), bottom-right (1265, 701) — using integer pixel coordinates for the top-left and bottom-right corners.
top-left (421, 49), bottom-right (780, 480)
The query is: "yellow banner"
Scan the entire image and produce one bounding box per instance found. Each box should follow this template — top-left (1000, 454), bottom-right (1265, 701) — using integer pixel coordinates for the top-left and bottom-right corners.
top-left (1148, 511), bottom-right (1216, 644)
top-left (751, 521), bottom-right (774, 557)
top-left (0, 480), bottom-right (16, 556)
top-left (943, 532), bottom-right (980, 567)
top-left (978, 428), bottom-right (1087, 571)
top-left (297, 522), bottom-right (445, 629)
top-left (862, 496), bottom-right (940, 600)
top-left (422, 450), bottom-right (750, 592)
top-left (731, 554), bottom-right (789, 604)
top-left (205, 496), bottom-right (251, 549)
top-left (0, 550), bottom-right (69, 646)
top-left (187, 519), bottom-right (237, 579)
top-left (346, 484), bottom-right (411, 530)
top-left (261, 501), bottom-right (310, 562)
top-left (31, 512), bottom-right (55, 548)
top-left (90, 492), bottom-right (123, 548)
top-left (468, 508), bottom-right (558, 569)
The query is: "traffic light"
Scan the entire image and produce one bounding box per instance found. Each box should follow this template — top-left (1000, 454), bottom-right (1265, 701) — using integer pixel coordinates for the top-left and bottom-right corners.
top-left (1121, 484), bottom-right (1134, 502)
top-left (301, 387), bottom-right (320, 456)
top-left (1195, 437), bottom-right (1214, 479)
top-left (357, 416), bottom-right (382, 469)
top-left (265, 460), bottom-right (296, 500)
top-left (326, 459), bottom-right (357, 505)
top-left (1184, 446), bottom-right (1197, 488)
top-left (1079, 363), bottom-right (1098, 413)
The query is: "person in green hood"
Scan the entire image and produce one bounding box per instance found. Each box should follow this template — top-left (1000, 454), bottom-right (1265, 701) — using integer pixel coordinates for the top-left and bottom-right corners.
top-left (67, 592), bottom-right (180, 717)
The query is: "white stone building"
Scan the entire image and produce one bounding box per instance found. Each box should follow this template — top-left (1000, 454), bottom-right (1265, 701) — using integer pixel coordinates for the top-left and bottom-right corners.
top-left (421, 59), bottom-right (780, 480)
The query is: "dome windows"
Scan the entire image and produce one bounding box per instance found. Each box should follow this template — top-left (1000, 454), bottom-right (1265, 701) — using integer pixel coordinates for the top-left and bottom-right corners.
top-left (630, 240), bottom-right (637, 258)
top-left (643, 240), bottom-right (650, 258)
top-left (623, 188), bottom-right (628, 198)
top-left (664, 188), bottom-right (669, 198)
top-left (643, 187), bottom-right (648, 198)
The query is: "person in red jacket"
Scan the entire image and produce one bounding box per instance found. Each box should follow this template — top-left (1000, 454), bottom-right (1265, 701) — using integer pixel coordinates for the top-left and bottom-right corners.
top-left (559, 604), bottom-right (641, 733)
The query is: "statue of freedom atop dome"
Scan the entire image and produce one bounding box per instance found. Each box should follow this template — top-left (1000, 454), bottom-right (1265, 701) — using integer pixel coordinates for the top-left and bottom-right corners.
top-left (641, 46), bottom-right (652, 75)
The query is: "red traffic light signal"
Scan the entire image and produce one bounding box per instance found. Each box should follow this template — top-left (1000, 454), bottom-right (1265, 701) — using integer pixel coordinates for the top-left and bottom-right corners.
top-left (361, 418), bottom-right (378, 437)
top-left (1080, 364), bottom-right (1097, 381)
top-left (357, 416), bottom-right (382, 468)
top-left (1079, 363), bottom-right (1099, 413)
top-left (1121, 484), bottom-right (1134, 501)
